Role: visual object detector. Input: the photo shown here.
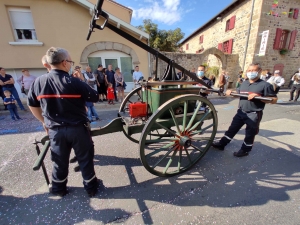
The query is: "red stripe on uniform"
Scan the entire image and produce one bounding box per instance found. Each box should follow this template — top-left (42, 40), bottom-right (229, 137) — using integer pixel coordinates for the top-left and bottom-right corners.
top-left (37, 94), bottom-right (81, 100)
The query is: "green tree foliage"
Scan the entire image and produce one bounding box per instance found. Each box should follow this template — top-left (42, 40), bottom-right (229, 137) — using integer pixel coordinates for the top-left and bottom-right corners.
top-left (207, 66), bottom-right (220, 77)
top-left (137, 19), bottom-right (184, 52)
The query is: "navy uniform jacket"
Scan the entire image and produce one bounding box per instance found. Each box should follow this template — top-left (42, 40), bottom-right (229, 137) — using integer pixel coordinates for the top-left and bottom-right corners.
top-left (27, 69), bottom-right (99, 128)
top-left (196, 76), bottom-right (212, 87)
top-left (238, 79), bottom-right (276, 112)
top-left (196, 76), bottom-right (213, 98)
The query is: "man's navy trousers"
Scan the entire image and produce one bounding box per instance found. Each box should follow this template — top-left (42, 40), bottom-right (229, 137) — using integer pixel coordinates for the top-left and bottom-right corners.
top-left (49, 124), bottom-right (97, 192)
top-left (219, 108), bottom-right (263, 152)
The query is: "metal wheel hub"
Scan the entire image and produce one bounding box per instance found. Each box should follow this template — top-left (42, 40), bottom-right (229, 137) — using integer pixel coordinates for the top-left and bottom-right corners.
top-left (179, 136), bottom-right (191, 147)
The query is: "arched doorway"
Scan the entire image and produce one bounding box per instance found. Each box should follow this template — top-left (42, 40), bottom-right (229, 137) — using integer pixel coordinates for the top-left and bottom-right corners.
top-left (80, 42), bottom-right (140, 91)
top-left (199, 48), bottom-right (227, 87)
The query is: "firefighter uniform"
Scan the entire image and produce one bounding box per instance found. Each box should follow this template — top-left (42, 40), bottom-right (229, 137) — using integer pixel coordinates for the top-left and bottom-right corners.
top-left (27, 69), bottom-right (99, 194)
top-left (216, 78), bottom-right (276, 153)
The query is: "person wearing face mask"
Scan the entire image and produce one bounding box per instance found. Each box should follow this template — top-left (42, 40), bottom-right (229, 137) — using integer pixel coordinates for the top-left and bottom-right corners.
top-left (196, 65), bottom-right (212, 110)
top-left (211, 63), bottom-right (277, 157)
top-left (196, 65), bottom-right (212, 86)
top-left (27, 47), bottom-right (100, 197)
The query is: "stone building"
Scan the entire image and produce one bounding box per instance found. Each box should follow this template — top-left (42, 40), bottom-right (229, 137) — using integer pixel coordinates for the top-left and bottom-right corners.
top-left (180, 0), bottom-right (300, 85)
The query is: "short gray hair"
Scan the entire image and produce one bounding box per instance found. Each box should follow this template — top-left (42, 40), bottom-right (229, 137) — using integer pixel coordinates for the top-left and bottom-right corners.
top-left (249, 63), bottom-right (262, 70)
top-left (46, 47), bottom-right (69, 65)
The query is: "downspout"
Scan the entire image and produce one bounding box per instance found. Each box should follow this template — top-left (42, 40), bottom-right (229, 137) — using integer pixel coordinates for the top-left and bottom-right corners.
top-left (147, 38), bottom-right (151, 79)
top-left (242, 0), bottom-right (255, 71)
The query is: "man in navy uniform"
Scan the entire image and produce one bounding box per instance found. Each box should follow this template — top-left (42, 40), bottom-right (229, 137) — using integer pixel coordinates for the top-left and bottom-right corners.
top-left (212, 63), bottom-right (277, 157)
top-left (27, 47), bottom-right (100, 197)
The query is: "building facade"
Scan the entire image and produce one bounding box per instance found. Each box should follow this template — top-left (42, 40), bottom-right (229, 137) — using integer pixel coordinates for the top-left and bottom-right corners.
top-left (180, 0), bottom-right (300, 84)
top-left (0, 0), bottom-right (150, 96)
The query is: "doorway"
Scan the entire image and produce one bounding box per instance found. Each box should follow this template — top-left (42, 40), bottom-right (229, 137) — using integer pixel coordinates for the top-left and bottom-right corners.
top-left (104, 59), bottom-right (118, 71)
top-left (88, 51), bottom-right (133, 83)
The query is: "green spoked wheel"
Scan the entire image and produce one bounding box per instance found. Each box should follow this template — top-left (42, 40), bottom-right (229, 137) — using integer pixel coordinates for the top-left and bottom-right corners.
top-left (139, 94), bottom-right (218, 177)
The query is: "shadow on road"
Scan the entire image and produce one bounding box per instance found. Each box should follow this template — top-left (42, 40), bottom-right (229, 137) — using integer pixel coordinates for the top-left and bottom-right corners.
top-left (89, 128), bottom-right (300, 223)
top-left (1, 118), bottom-right (299, 224)
top-left (0, 185), bottom-right (130, 224)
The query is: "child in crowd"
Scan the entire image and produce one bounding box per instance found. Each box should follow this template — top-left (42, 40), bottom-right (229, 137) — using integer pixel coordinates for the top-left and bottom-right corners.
top-left (85, 101), bottom-right (99, 122)
top-left (3, 90), bottom-right (22, 120)
top-left (107, 83), bottom-right (115, 105)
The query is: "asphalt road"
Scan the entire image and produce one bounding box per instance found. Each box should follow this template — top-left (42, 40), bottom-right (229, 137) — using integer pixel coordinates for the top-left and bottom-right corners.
top-left (0, 91), bottom-right (299, 225)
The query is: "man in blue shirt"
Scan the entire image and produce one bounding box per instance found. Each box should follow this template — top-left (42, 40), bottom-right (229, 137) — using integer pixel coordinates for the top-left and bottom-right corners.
top-left (133, 66), bottom-right (144, 86)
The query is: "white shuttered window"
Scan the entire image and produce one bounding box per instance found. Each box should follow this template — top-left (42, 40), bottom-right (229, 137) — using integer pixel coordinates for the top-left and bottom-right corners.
top-left (8, 7), bottom-right (37, 42)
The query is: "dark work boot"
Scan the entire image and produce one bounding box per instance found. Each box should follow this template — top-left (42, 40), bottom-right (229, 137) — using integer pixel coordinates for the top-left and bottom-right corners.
top-left (87, 179), bottom-right (103, 197)
top-left (233, 149), bottom-right (249, 157)
top-left (211, 141), bottom-right (225, 151)
top-left (49, 186), bottom-right (69, 197)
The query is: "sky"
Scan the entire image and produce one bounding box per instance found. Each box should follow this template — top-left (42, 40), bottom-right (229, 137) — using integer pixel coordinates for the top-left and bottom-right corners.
top-left (114, 0), bottom-right (234, 39)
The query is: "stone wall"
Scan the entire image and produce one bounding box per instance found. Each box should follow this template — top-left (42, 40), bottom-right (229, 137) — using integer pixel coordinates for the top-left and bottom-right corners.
top-left (182, 0), bottom-right (259, 74)
top-left (150, 48), bottom-right (240, 87)
top-left (181, 0), bottom-right (300, 84)
top-left (253, 0), bottom-right (300, 80)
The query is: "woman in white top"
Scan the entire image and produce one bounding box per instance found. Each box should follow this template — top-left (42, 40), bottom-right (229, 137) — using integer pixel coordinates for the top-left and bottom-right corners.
top-left (289, 73), bottom-right (300, 102)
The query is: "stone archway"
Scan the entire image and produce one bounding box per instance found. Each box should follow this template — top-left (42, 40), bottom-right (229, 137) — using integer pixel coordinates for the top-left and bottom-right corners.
top-left (80, 41), bottom-right (140, 65)
top-left (199, 47), bottom-right (228, 69)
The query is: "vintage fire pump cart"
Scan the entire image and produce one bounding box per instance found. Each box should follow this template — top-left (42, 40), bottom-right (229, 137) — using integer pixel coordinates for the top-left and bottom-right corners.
top-left (32, 0), bottom-right (271, 183)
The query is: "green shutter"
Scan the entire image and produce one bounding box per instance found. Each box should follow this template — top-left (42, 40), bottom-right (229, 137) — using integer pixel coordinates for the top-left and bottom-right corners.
top-left (88, 57), bottom-right (102, 73)
top-left (120, 57), bottom-right (133, 82)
